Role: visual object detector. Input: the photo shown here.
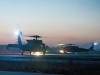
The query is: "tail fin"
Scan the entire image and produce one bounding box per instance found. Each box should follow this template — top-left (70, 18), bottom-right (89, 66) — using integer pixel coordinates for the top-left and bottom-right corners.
top-left (17, 31), bottom-right (22, 46)
top-left (89, 44), bottom-right (94, 51)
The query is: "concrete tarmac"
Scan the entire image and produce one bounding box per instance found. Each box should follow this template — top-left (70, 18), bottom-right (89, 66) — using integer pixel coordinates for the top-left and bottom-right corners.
top-left (0, 71), bottom-right (58, 75)
top-left (0, 53), bottom-right (100, 62)
top-left (0, 53), bottom-right (100, 75)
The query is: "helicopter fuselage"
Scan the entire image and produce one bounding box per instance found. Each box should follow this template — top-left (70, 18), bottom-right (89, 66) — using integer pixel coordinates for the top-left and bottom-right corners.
top-left (7, 31), bottom-right (46, 55)
top-left (60, 44), bottom-right (94, 54)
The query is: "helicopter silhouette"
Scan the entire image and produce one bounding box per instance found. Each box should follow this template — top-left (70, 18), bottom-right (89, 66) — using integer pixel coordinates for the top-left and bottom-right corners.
top-left (60, 43), bottom-right (95, 54)
top-left (6, 31), bottom-right (47, 55)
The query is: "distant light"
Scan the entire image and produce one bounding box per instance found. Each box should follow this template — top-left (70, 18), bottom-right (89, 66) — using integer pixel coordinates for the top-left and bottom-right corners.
top-left (94, 42), bottom-right (98, 45)
top-left (58, 44), bottom-right (65, 46)
top-left (15, 31), bottom-right (19, 35)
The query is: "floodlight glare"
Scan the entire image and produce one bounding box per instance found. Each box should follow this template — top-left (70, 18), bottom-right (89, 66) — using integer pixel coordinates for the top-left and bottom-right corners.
top-left (94, 42), bottom-right (98, 45)
top-left (31, 52), bottom-right (42, 56)
top-left (15, 31), bottom-right (19, 35)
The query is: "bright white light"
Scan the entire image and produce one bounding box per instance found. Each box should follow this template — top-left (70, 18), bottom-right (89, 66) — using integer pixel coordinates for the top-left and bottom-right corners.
top-left (15, 31), bottom-right (19, 35)
top-left (35, 52), bottom-right (41, 56)
top-left (60, 50), bottom-right (64, 53)
top-left (58, 44), bottom-right (65, 46)
top-left (31, 52), bottom-right (42, 56)
top-left (94, 42), bottom-right (98, 45)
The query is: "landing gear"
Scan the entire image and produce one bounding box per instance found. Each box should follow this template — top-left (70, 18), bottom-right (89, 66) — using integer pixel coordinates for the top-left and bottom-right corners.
top-left (43, 49), bottom-right (46, 55)
top-left (21, 50), bottom-right (24, 55)
top-left (30, 51), bottom-right (31, 55)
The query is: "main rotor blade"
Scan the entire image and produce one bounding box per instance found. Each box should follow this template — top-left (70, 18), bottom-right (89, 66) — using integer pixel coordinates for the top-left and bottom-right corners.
top-left (23, 34), bottom-right (41, 37)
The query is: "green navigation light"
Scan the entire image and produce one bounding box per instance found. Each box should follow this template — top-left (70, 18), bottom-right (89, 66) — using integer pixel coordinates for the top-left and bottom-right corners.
top-left (46, 50), bottom-right (48, 52)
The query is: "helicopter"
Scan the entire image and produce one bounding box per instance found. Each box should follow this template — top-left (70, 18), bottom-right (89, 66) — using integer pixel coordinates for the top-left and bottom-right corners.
top-left (6, 31), bottom-right (47, 55)
top-left (59, 43), bottom-right (96, 54)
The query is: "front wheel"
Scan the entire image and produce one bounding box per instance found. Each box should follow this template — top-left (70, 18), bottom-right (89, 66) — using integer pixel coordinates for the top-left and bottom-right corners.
top-left (43, 51), bottom-right (46, 55)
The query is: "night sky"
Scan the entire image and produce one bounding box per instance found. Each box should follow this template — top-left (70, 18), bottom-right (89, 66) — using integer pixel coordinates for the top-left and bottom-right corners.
top-left (0, 0), bottom-right (100, 46)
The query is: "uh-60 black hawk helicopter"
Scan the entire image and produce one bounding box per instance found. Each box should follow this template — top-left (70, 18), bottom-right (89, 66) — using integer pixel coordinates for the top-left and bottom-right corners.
top-left (7, 31), bottom-right (47, 55)
top-left (59, 43), bottom-right (96, 54)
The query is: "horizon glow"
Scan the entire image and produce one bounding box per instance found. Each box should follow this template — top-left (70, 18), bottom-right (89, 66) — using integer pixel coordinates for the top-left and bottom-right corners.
top-left (0, 0), bottom-right (100, 46)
